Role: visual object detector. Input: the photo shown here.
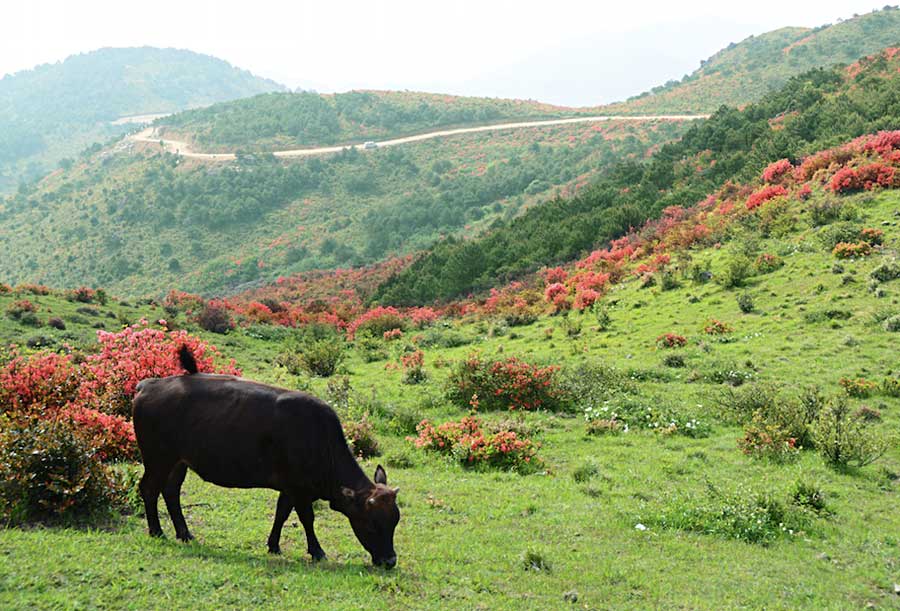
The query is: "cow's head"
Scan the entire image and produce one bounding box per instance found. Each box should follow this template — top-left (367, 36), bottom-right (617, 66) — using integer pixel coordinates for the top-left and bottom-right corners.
top-left (341, 465), bottom-right (400, 568)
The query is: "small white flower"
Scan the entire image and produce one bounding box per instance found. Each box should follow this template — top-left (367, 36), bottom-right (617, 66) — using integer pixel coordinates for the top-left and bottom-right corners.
top-left (634, 523), bottom-right (647, 531)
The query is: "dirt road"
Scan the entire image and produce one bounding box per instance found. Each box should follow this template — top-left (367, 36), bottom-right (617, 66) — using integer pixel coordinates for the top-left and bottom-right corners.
top-left (129, 114), bottom-right (708, 161)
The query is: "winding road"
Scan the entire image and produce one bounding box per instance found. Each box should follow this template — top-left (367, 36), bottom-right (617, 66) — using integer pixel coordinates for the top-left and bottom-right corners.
top-left (130, 114), bottom-right (708, 161)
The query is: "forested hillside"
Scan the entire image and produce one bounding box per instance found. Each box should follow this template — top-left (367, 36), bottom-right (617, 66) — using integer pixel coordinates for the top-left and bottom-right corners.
top-left (374, 48), bottom-right (900, 304)
top-left (608, 6), bottom-right (900, 113)
top-left (0, 118), bottom-right (688, 296)
top-left (157, 90), bottom-right (583, 152)
top-left (0, 47), bottom-right (284, 191)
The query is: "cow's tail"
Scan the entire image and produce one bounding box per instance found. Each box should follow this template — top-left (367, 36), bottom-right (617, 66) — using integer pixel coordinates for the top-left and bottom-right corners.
top-left (179, 344), bottom-right (198, 375)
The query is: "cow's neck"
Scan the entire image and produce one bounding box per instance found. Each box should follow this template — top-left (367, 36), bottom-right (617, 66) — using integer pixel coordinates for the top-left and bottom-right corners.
top-left (326, 451), bottom-right (372, 509)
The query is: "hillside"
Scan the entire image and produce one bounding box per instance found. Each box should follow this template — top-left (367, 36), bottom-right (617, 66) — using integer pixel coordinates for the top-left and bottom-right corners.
top-left (0, 117), bottom-right (690, 296)
top-left (373, 47), bottom-right (900, 304)
top-left (0, 47), bottom-right (285, 191)
top-left (607, 6), bottom-right (900, 114)
top-left (1, 162), bottom-right (898, 608)
top-left (157, 90), bottom-right (585, 153)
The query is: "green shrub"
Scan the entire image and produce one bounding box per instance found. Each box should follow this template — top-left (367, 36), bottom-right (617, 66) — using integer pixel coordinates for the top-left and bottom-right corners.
top-left (659, 270), bottom-right (680, 291)
top-left (790, 480), bottom-right (830, 515)
top-left (562, 363), bottom-right (638, 412)
top-left (818, 221), bottom-right (861, 249)
top-left (737, 293), bottom-right (755, 313)
top-left (0, 417), bottom-right (118, 525)
top-left (882, 377), bottom-right (900, 397)
top-left (572, 460), bottom-right (600, 483)
top-left (644, 483), bottom-right (817, 545)
top-left (446, 354), bottom-right (566, 412)
top-left (884, 315), bottom-right (900, 332)
top-left (662, 354), bottom-right (686, 368)
top-left (280, 334), bottom-right (347, 378)
top-left (813, 398), bottom-right (887, 469)
top-left (591, 303), bottom-right (611, 331)
top-left (870, 260), bottom-right (900, 283)
top-left (720, 255), bottom-right (753, 288)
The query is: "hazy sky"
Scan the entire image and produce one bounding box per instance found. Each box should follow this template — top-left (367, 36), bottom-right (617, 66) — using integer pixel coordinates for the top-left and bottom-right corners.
top-left (0, 0), bottom-right (887, 106)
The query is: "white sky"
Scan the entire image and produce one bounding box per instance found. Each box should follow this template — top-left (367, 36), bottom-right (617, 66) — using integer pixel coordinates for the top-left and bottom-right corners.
top-left (0, 0), bottom-right (888, 105)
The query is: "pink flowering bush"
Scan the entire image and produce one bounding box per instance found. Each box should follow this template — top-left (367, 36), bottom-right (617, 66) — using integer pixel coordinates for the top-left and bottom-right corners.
top-left (0, 351), bottom-right (81, 415)
top-left (746, 185), bottom-right (788, 210)
top-left (829, 163), bottom-right (896, 193)
top-left (754, 253), bottom-right (783, 274)
top-left (80, 321), bottom-right (240, 416)
top-left (410, 416), bottom-right (541, 473)
top-left (761, 159), bottom-right (793, 184)
top-left (832, 242), bottom-right (873, 259)
top-left (446, 354), bottom-right (565, 411)
top-left (347, 306), bottom-right (406, 339)
top-left (703, 319), bottom-right (734, 336)
top-left (383, 328), bottom-right (404, 341)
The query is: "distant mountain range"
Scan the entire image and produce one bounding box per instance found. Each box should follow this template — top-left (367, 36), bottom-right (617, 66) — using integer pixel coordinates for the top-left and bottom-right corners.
top-left (0, 46), bottom-right (284, 191)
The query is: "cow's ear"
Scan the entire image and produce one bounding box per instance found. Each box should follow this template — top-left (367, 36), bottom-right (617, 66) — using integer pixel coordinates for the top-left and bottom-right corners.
top-left (341, 487), bottom-right (356, 500)
top-left (374, 465), bottom-right (387, 485)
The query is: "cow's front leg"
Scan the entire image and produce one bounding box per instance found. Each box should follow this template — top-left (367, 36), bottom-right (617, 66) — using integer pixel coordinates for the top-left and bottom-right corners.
top-left (267, 492), bottom-right (294, 554)
top-left (296, 501), bottom-right (326, 561)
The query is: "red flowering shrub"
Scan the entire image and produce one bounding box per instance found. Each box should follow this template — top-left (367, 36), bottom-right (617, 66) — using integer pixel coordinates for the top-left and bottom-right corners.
top-left (656, 333), bottom-right (688, 348)
top-left (66, 287), bottom-right (98, 304)
top-left (797, 184), bottom-right (813, 200)
top-left (343, 414), bottom-right (380, 458)
top-left (0, 283), bottom-right (10, 294)
top-left (347, 306), bottom-right (406, 339)
top-left (16, 284), bottom-right (50, 296)
top-left (761, 159), bottom-right (793, 184)
top-left (409, 307), bottom-right (439, 328)
top-left (543, 267), bottom-right (568, 285)
top-left (754, 253), bottom-right (783, 274)
top-left (832, 241), bottom-right (873, 259)
top-left (383, 328), bottom-right (404, 341)
top-left (859, 228), bottom-right (884, 246)
top-left (400, 350), bottom-right (426, 384)
top-left (411, 416), bottom-right (541, 473)
top-left (703, 319), bottom-right (734, 335)
top-left (0, 351), bottom-right (80, 415)
top-left (738, 415), bottom-right (799, 462)
top-left (80, 321), bottom-right (240, 416)
top-left (446, 355), bottom-right (565, 411)
top-left (573, 288), bottom-right (600, 310)
top-left (242, 301), bottom-right (275, 324)
top-left (5, 299), bottom-right (36, 320)
top-left (829, 164), bottom-right (896, 193)
top-left (544, 282), bottom-right (567, 303)
top-left (746, 185), bottom-right (788, 210)
top-left (63, 408), bottom-right (137, 462)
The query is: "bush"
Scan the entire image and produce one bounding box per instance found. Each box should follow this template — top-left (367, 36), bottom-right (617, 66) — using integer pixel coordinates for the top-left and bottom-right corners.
top-left (738, 414), bottom-right (800, 462)
top-left (47, 317), bottom-right (66, 330)
top-left (754, 253), bottom-right (783, 274)
top-left (737, 293), bottom-right (755, 313)
top-left (0, 417), bottom-right (118, 525)
top-left (839, 377), bottom-right (878, 398)
top-left (656, 333), bottom-right (687, 349)
top-left (446, 354), bottom-right (565, 411)
top-left (870, 260), bottom-right (900, 283)
top-left (400, 350), bottom-right (427, 385)
top-left (703, 319), bottom-right (733, 335)
top-left (343, 414), bottom-right (381, 458)
top-left (6, 299), bottom-right (36, 321)
top-left (194, 300), bottom-right (235, 334)
top-left (832, 241), bottom-right (873, 259)
top-left (411, 416), bottom-right (541, 473)
top-left (659, 271), bottom-right (680, 291)
top-left (813, 397), bottom-right (887, 469)
top-left (662, 354), bottom-right (686, 368)
top-left (720, 255), bottom-right (753, 288)
top-left (0, 351), bottom-right (81, 415)
top-left (884, 315), bottom-right (900, 332)
top-left (347, 306), bottom-right (406, 339)
top-left (882, 377), bottom-right (900, 397)
top-left (591, 302), bottom-right (611, 331)
top-left (790, 480), bottom-right (829, 515)
top-left (280, 333), bottom-right (346, 378)
top-left (818, 221), bottom-right (862, 249)
top-left (585, 417), bottom-right (623, 436)
top-left (643, 483), bottom-right (817, 545)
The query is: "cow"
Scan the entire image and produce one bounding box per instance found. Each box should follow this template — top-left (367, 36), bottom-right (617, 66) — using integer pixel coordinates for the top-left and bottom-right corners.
top-left (131, 346), bottom-right (400, 568)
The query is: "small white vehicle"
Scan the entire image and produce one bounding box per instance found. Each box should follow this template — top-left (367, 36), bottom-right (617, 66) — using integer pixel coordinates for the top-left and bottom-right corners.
top-left (363, 141), bottom-right (378, 150)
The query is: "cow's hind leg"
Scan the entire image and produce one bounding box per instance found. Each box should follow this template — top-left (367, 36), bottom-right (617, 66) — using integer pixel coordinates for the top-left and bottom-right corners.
top-left (162, 462), bottom-right (193, 542)
top-left (139, 463), bottom-right (171, 538)
top-left (267, 492), bottom-right (294, 554)
top-left (296, 500), bottom-right (326, 561)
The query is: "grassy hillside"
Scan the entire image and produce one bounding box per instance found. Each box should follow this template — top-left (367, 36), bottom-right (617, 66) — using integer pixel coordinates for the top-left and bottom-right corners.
top-left (608, 6), bottom-right (900, 114)
top-left (158, 90), bottom-right (586, 152)
top-left (0, 47), bottom-right (285, 191)
top-left (374, 47), bottom-right (900, 304)
top-left (0, 119), bottom-right (689, 297)
top-left (1, 181), bottom-right (898, 608)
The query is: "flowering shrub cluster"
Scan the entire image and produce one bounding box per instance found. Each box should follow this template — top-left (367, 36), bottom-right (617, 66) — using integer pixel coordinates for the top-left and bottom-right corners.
top-left (859, 228), bottom-right (884, 245)
top-left (828, 163), bottom-right (896, 194)
top-left (446, 354), bottom-right (565, 411)
top-left (703, 319), bottom-right (733, 336)
top-left (832, 242), bottom-right (873, 259)
top-left (342, 414), bottom-right (380, 458)
top-left (839, 377), bottom-right (878, 398)
top-left (761, 159), bottom-right (793, 184)
top-left (656, 333), bottom-right (687, 348)
top-left (347, 306), bottom-right (406, 339)
top-left (410, 416), bottom-right (541, 473)
top-left (383, 328), bottom-right (404, 341)
top-left (746, 185), bottom-right (788, 210)
top-left (400, 350), bottom-right (426, 384)
top-left (754, 253), bottom-right (783, 274)
top-left (0, 321), bottom-right (238, 464)
top-left (738, 414), bottom-right (800, 462)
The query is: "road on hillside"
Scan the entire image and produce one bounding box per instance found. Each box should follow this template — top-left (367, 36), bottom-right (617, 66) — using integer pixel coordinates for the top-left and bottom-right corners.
top-left (129, 114), bottom-right (708, 161)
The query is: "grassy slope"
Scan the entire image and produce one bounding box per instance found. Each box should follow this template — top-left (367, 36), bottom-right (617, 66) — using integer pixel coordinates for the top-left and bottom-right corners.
top-left (0, 119), bottom-right (689, 297)
top-left (607, 7), bottom-right (900, 114)
top-left (1, 190), bottom-right (898, 609)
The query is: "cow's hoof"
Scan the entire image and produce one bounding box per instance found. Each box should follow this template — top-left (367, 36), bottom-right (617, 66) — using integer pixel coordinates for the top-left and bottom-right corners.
top-left (309, 549), bottom-right (327, 561)
top-left (176, 532), bottom-right (194, 542)
top-left (268, 545), bottom-right (281, 555)
top-left (149, 529), bottom-right (164, 538)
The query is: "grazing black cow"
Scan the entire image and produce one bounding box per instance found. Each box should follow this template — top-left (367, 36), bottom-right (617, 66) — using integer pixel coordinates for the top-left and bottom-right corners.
top-left (132, 346), bottom-right (400, 568)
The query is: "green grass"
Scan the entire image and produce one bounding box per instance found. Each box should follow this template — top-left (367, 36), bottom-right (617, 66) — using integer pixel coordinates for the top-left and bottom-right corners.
top-left (1, 191), bottom-right (899, 609)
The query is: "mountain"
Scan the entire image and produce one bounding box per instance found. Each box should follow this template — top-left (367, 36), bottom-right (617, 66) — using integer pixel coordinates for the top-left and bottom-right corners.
top-left (0, 100), bottom-right (690, 296)
top-left (373, 46), bottom-right (900, 304)
top-left (0, 46), bottom-right (285, 191)
top-left (607, 6), bottom-right (900, 113)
